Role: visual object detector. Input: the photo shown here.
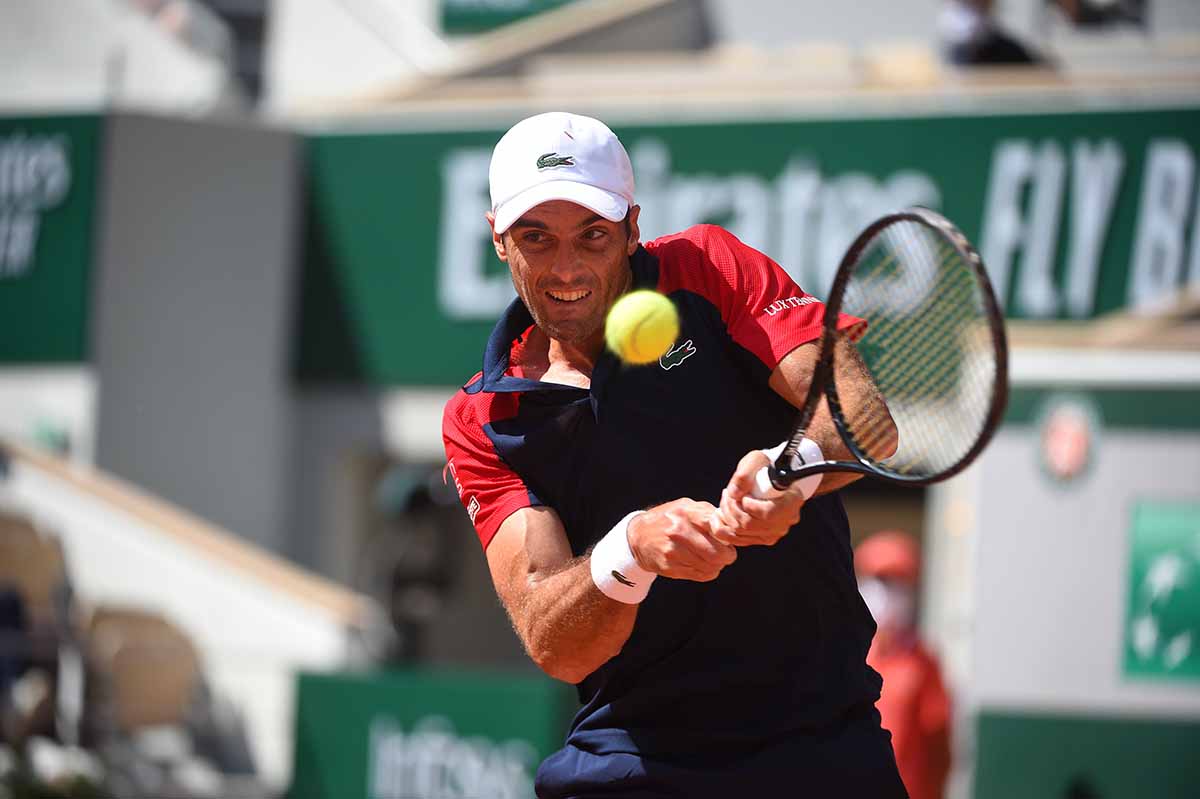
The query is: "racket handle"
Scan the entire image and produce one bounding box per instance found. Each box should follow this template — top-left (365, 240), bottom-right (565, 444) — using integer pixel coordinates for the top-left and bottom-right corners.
top-left (751, 466), bottom-right (779, 499)
top-left (753, 439), bottom-right (825, 500)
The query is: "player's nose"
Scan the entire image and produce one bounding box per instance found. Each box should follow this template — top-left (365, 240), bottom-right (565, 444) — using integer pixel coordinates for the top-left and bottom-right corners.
top-left (548, 246), bottom-right (588, 282)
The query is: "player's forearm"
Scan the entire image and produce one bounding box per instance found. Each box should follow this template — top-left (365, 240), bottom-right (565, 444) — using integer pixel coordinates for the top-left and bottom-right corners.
top-left (770, 336), bottom-right (897, 493)
top-left (801, 406), bottom-right (862, 495)
top-left (804, 338), bottom-right (897, 493)
top-left (512, 558), bottom-right (637, 684)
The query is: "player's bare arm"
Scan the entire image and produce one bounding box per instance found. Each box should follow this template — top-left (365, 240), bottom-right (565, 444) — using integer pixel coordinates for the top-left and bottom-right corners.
top-left (715, 333), bottom-right (897, 545)
top-left (768, 332), bottom-right (899, 488)
top-left (486, 502), bottom-right (736, 684)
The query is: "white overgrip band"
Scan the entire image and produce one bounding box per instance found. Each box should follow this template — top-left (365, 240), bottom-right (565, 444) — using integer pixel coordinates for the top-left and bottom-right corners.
top-left (757, 438), bottom-right (825, 499)
top-left (590, 511), bottom-right (656, 604)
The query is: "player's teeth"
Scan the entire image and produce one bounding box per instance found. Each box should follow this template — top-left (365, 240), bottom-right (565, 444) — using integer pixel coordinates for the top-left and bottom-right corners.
top-left (549, 290), bottom-right (589, 301)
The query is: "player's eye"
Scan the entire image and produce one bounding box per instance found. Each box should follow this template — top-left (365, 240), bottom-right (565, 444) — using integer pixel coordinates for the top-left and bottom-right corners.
top-left (582, 228), bottom-right (608, 241)
top-left (522, 231), bottom-right (549, 244)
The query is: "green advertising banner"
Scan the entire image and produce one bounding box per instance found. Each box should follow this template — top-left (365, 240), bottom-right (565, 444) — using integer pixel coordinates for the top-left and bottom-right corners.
top-left (298, 105), bottom-right (1200, 385)
top-left (0, 115), bottom-right (102, 364)
top-left (1005, 387), bottom-right (1200, 430)
top-left (290, 669), bottom-right (574, 799)
top-left (441, 0), bottom-right (580, 34)
top-left (1124, 501), bottom-right (1200, 682)
top-left (975, 710), bottom-right (1200, 799)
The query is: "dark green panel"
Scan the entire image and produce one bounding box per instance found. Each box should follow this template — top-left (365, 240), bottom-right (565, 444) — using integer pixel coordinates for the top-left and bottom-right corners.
top-left (298, 106), bottom-right (1200, 385)
top-left (296, 129), bottom-right (505, 384)
top-left (0, 115), bottom-right (102, 363)
top-left (1005, 387), bottom-right (1200, 430)
top-left (975, 710), bottom-right (1200, 799)
top-left (289, 668), bottom-right (575, 799)
top-left (441, 0), bottom-right (579, 34)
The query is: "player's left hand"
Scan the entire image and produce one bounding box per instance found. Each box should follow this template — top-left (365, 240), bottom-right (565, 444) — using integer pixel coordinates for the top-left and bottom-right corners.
top-left (710, 449), bottom-right (806, 547)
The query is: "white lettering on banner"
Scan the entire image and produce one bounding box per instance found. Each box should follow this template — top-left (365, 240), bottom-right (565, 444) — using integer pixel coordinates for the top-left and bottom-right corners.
top-left (0, 212), bottom-right (39, 277)
top-left (0, 133), bottom-right (70, 279)
top-left (980, 140), bottom-right (1032, 309)
top-left (634, 139), bottom-right (940, 295)
top-left (435, 138), bottom-right (941, 320)
top-left (1129, 140), bottom-right (1196, 311)
top-left (982, 136), bottom-right (1198, 318)
top-left (368, 716), bottom-right (536, 799)
top-left (1065, 140), bottom-right (1124, 318)
top-left (438, 149), bottom-right (515, 320)
top-left (1017, 141), bottom-right (1067, 318)
top-left (437, 133), bottom-right (1200, 321)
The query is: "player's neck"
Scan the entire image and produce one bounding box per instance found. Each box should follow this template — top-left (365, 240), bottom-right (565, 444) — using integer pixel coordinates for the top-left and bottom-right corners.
top-left (521, 327), bottom-right (601, 389)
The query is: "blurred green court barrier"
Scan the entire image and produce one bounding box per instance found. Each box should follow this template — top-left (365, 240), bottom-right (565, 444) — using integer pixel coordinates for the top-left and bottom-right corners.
top-left (289, 668), bottom-right (576, 799)
top-left (975, 711), bottom-right (1200, 799)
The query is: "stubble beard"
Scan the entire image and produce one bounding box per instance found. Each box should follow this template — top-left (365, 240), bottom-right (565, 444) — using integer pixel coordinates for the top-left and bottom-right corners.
top-left (512, 251), bottom-right (632, 349)
top-left (528, 303), bottom-right (602, 347)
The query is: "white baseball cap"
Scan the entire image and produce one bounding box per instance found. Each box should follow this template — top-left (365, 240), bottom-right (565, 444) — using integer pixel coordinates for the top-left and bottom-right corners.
top-left (489, 112), bottom-right (635, 234)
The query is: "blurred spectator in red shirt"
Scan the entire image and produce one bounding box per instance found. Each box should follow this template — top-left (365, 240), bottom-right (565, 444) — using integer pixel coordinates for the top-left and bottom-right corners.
top-left (857, 531), bottom-right (951, 799)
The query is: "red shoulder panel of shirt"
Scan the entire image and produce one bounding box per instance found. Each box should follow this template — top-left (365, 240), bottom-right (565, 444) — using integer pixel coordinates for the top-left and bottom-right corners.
top-left (644, 224), bottom-right (836, 370)
top-left (442, 377), bottom-right (534, 550)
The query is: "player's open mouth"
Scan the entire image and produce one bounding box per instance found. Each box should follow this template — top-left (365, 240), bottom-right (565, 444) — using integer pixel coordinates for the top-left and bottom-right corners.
top-left (547, 289), bottom-right (591, 303)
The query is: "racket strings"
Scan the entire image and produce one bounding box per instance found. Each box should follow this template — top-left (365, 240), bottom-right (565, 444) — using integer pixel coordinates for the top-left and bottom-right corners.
top-left (850, 260), bottom-right (976, 414)
top-left (856, 275), bottom-right (981, 415)
top-left (852, 313), bottom-right (983, 467)
top-left (839, 220), bottom-right (998, 477)
top-left (877, 299), bottom-right (992, 472)
top-left (888, 244), bottom-right (993, 473)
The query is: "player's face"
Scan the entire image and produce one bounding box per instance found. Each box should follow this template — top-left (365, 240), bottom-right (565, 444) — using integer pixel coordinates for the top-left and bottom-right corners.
top-left (491, 200), bottom-right (641, 348)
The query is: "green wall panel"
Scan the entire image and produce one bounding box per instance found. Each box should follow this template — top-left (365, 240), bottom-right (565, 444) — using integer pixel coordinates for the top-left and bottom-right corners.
top-left (975, 711), bottom-right (1200, 799)
top-left (0, 115), bottom-right (102, 364)
top-left (289, 668), bottom-right (575, 799)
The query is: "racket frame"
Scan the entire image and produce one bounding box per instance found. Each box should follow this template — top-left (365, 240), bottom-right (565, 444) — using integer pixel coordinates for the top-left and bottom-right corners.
top-left (766, 207), bottom-right (1009, 490)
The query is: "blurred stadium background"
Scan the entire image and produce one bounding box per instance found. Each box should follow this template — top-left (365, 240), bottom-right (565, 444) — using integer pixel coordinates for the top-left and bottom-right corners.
top-left (0, 0), bottom-right (1198, 797)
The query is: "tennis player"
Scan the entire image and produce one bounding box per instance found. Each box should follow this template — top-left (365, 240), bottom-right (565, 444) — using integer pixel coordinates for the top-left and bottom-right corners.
top-left (442, 112), bottom-right (906, 797)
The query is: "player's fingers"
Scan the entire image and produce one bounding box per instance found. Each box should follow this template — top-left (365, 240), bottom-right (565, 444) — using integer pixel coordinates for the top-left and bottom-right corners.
top-left (684, 501), bottom-right (742, 546)
top-left (720, 487), bottom-right (753, 530)
top-left (739, 493), bottom-right (802, 523)
top-left (661, 504), bottom-right (735, 573)
top-left (687, 528), bottom-right (738, 566)
top-left (661, 541), bottom-right (730, 581)
top-left (670, 508), bottom-right (736, 563)
top-left (724, 449), bottom-right (771, 501)
top-left (708, 512), bottom-right (739, 546)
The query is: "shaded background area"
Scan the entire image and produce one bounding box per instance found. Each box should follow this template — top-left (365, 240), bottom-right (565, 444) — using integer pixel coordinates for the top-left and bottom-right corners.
top-left (1, 1), bottom-right (1199, 798)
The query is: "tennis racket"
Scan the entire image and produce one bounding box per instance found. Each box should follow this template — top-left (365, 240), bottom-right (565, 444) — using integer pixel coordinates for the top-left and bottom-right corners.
top-left (754, 207), bottom-right (1008, 497)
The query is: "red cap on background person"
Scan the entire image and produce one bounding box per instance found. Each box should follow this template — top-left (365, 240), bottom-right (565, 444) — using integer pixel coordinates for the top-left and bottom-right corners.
top-left (855, 529), bottom-right (920, 585)
top-left (855, 530), bottom-right (920, 646)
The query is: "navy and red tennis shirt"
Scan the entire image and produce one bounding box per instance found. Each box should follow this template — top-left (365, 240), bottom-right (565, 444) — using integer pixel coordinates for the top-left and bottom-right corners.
top-left (442, 225), bottom-right (903, 797)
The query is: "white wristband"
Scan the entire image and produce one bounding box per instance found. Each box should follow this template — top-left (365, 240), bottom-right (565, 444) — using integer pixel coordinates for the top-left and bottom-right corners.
top-left (590, 511), bottom-right (656, 604)
top-left (760, 438), bottom-right (825, 499)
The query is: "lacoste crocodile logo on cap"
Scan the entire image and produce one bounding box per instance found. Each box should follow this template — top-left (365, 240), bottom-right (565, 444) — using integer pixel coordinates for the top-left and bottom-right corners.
top-left (536, 152), bottom-right (575, 170)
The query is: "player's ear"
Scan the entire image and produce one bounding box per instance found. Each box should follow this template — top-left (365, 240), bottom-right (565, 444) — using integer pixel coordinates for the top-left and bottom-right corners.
top-left (625, 205), bottom-right (641, 256)
top-left (487, 212), bottom-right (509, 262)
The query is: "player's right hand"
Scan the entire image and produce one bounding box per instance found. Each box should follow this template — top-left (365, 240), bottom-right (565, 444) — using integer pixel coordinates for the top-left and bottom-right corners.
top-left (627, 499), bottom-right (737, 582)
top-left (710, 448), bottom-right (807, 548)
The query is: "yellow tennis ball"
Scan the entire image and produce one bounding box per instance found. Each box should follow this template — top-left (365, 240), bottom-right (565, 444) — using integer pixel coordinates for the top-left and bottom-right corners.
top-left (605, 290), bottom-right (680, 365)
